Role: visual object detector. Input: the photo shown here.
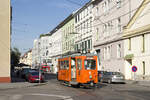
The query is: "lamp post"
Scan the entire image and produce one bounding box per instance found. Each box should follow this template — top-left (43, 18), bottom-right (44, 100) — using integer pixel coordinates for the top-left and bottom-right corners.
top-left (38, 41), bottom-right (41, 84)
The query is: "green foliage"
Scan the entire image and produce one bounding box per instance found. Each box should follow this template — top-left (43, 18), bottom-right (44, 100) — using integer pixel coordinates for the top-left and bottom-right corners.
top-left (11, 47), bottom-right (21, 66)
top-left (39, 33), bottom-right (51, 38)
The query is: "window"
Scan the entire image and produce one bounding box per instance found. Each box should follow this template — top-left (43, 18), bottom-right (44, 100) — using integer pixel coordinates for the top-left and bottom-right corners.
top-left (107, 0), bottom-right (111, 11)
top-left (143, 61), bottom-right (145, 75)
top-left (117, 17), bottom-right (121, 33)
top-left (78, 14), bottom-right (80, 21)
top-left (96, 28), bottom-right (99, 41)
top-left (96, 49), bottom-right (101, 65)
top-left (66, 60), bottom-right (69, 70)
top-left (128, 38), bottom-right (131, 50)
top-left (142, 34), bottom-right (145, 52)
top-left (84, 60), bottom-right (96, 70)
top-left (96, 6), bottom-right (99, 16)
top-left (103, 24), bottom-right (106, 37)
top-left (116, 0), bottom-right (121, 8)
top-left (75, 16), bottom-right (77, 23)
top-left (90, 18), bottom-right (92, 32)
top-left (60, 61), bottom-right (64, 70)
top-left (108, 46), bottom-right (111, 59)
top-left (89, 5), bottom-right (93, 13)
top-left (88, 40), bottom-right (91, 49)
top-left (85, 41), bottom-right (87, 51)
top-left (104, 47), bottom-right (107, 60)
top-left (77, 59), bottom-right (82, 70)
top-left (117, 44), bottom-right (121, 58)
top-left (103, 2), bottom-right (107, 13)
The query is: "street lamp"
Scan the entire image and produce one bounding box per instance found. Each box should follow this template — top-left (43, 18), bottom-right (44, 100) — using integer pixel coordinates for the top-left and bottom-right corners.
top-left (38, 42), bottom-right (41, 84)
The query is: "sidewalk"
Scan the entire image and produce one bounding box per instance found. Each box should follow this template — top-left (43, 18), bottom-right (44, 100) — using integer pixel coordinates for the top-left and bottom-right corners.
top-left (125, 80), bottom-right (150, 87)
top-left (0, 82), bottom-right (47, 90)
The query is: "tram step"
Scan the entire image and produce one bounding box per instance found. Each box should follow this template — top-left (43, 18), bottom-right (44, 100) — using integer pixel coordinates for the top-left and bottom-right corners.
top-left (70, 81), bottom-right (78, 85)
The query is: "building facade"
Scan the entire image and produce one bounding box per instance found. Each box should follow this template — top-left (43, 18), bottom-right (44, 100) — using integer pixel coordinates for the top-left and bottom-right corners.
top-left (20, 50), bottom-right (32, 66)
top-left (49, 27), bottom-right (62, 73)
top-left (0, 0), bottom-right (11, 83)
top-left (93, 0), bottom-right (143, 75)
top-left (74, 1), bottom-right (94, 53)
top-left (40, 36), bottom-right (51, 64)
top-left (32, 39), bottom-right (40, 68)
top-left (123, 0), bottom-right (150, 80)
top-left (32, 30), bottom-right (62, 73)
top-left (62, 14), bottom-right (75, 54)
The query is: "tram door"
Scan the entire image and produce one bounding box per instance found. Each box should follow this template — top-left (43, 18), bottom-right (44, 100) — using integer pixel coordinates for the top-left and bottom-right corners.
top-left (71, 57), bottom-right (76, 81)
top-left (76, 58), bottom-right (82, 82)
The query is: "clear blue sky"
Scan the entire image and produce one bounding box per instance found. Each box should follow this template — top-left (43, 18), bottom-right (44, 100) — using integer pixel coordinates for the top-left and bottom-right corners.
top-left (11, 0), bottom-right (90, 54)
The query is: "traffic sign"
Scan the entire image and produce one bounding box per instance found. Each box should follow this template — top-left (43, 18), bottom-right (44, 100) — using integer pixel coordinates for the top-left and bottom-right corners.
top-left (132, 66), bottom-right (137, 72)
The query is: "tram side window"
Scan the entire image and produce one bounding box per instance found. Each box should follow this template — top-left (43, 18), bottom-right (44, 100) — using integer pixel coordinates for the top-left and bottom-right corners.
top-left (65, 60), bottom-right (69, 70)
top-left (64, 61), bottom-right (66, 69)
top-left (58, 61), bottom-right (60, 70)
top-left (60, 61), bottom-right (64, 70)
top-left (77, 59), bottom-right (82, 70)
top-left (84, 60), bottom-right (96, 70)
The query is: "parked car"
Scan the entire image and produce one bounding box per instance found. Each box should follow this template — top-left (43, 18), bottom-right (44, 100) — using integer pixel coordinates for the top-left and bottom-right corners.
top-left (21, 68), bottom-right (31, 79)
top-left (28, 71), bottom-right (44, 83)
top-left (101, 72), bottom-right (125, 84)
top-left (98, 71), bottom-right (107, 82)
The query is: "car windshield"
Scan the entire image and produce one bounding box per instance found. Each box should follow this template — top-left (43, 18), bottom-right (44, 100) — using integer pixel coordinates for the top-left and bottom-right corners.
top-left (84, 59), bottom-right (96, 70)
top-left (112, 72), bottom-right (123, 75)
top-left (31, 72), bottom-right (39, 76)
top-left (105, 72), bottom-right (123, 75)
top-left (98, 71), bottom-right (107, 74)
top-left (23, 68), bottom-right (31, 73)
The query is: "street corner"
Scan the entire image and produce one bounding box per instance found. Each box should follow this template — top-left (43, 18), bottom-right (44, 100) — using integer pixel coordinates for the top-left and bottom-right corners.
top-left (0, 82), bottom-right (47, 90)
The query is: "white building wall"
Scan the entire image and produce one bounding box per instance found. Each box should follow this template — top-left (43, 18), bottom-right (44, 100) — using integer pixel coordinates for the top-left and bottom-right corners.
top-left (124, 33), bottom-right (150, 80)
top-left (74, 2), bottom-right (94, 52)
top-left (32, 39), bottom-right (40, 68)
top-left (93, 0), bottom-right (143, 74)
top-left (50, 28), bottom-right (62, 73)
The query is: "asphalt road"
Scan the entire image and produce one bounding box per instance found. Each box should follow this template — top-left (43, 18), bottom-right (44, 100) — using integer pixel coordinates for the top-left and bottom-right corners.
top-left (0, 73), bottom-right (150, 100)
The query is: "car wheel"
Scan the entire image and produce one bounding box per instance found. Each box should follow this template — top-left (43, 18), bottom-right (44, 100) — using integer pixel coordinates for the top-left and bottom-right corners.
top-left (29, 79), bottom-right (32, 83)
top-left (108, 79), bottom-right (111, 84)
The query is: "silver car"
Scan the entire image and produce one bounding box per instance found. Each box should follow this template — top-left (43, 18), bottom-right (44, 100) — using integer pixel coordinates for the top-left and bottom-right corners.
top-left (102, 72), bottom-right (125, 84)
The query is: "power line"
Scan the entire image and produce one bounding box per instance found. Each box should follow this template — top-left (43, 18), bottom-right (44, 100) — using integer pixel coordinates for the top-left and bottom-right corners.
top-left (76, 0), bottom-right (150, 30)
top-left (94, 0), bottom-right (130, 21)
top-left (65, 0), bottom-right (83, 6)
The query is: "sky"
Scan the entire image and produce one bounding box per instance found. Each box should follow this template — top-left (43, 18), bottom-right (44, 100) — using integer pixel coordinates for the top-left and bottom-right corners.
top-left (11, 0), bottom-right (90, 54)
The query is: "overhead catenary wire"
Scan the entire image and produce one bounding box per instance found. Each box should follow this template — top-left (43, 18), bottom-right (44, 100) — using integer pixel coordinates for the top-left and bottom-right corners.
top-left (65, 0), bottom-right (83, 6)
top-left (74, 0), bottom-right (150, 30)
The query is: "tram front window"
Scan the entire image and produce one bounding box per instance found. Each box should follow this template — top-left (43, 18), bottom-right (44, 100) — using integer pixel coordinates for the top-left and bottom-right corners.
top-left (84, 60), bottom-right (96, 70)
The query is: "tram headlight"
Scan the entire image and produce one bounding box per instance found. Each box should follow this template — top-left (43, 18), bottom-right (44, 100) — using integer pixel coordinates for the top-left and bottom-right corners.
top-left (89, 75), bottom-right (92, 79)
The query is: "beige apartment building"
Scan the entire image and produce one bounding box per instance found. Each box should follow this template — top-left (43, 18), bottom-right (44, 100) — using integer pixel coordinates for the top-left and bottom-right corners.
top-left (0, 0), bottom-right (11, 82)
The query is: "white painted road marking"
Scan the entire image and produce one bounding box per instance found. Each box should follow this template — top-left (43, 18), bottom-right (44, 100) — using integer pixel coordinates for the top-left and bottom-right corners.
top-left (30, 93), bottom-right (73, 100)
top-left (12, 94), bottom-right (23, 100)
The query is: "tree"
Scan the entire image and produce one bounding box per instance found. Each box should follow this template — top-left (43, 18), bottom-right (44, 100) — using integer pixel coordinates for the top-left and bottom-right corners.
top-left (11, 47), bottom-right (21, 67)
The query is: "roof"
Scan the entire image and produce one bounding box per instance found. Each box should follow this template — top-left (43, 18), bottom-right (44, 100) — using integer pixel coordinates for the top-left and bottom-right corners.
top-left (123, 0), bottom-right (150, 37)
top-left (59, 53), bottom-right (97, 59)
top-left (125, 0), bottom-right (150, 29)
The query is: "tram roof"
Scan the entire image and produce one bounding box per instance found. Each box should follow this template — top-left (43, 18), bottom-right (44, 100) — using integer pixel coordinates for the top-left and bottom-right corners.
top-left (59, 53), bottom-right (97, 59)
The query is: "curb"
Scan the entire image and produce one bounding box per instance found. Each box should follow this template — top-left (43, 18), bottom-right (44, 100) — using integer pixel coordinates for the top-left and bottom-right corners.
top-left (0, 82), bottom-right (47, 90)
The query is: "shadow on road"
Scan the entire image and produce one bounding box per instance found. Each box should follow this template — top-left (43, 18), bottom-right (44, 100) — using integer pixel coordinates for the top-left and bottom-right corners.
top-left (44, 73), bottom-right (57, 81)
top-left (11, 72), bottom-right (26, 83)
